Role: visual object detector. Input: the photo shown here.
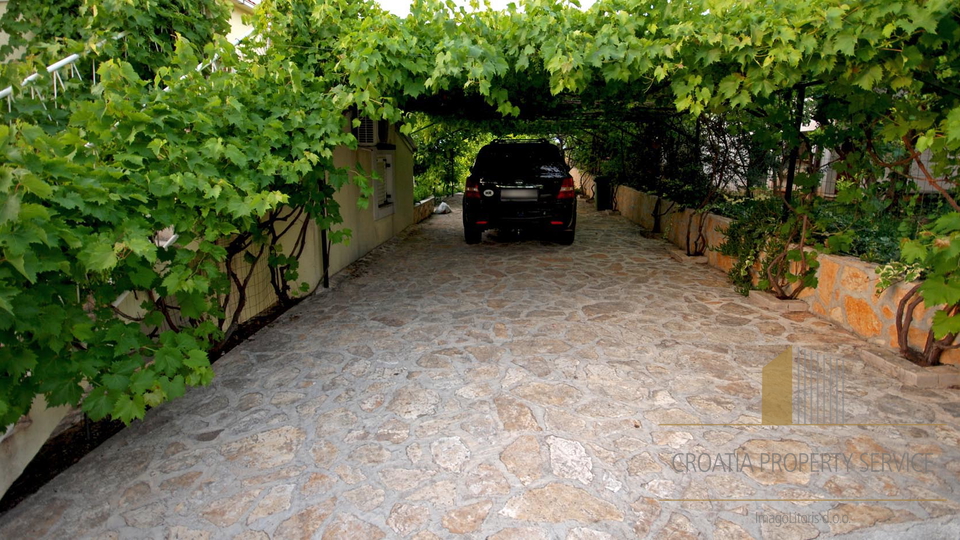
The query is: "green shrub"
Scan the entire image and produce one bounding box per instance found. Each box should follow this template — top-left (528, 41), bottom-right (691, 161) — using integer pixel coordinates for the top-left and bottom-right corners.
top-left (877, 212), bottom-right (960, 365)
top-left (413, 181), bottom-right (435, 203)
top-left (713, 196), bottom-right (783, 295)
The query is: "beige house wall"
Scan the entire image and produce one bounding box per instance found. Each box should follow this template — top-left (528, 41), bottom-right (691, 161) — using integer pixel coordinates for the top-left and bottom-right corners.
top-left (570, 167), bottom-right (595, 198)
top-left (0, 397), bottom-right (71, 497)
top-left (0, 1), bottom-right (24, 61)
top-left (0, 1), bottom-right (7, 50)
top-left (227, 2), bottom-right (254, 44)
top-left (328, 132), bottom-right (415, 276)
top-left (222, 0), bottom-right (417, 281)
top-left (227, 122), bottom-right (416, 324)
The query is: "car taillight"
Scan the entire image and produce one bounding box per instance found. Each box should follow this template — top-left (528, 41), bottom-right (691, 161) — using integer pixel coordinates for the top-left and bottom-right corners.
top-left (557, 176), bottom-right (575, 200)
top-left (465, 177), bottom-right (480, 199)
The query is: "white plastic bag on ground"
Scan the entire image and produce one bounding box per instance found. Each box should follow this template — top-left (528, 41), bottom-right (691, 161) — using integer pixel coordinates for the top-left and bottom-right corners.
top-left (433, 202), bottom-right (452, 214)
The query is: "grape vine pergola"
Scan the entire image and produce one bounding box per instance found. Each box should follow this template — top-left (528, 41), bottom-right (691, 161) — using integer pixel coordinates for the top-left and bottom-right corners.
top-left (322, 0), bottom-right (959, 208)
top-left (0, 0), bottom-right (958, 427)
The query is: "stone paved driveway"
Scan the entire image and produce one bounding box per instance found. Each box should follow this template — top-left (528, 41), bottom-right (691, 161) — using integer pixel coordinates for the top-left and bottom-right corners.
top-left (2, 198), bottom-right (960, 539)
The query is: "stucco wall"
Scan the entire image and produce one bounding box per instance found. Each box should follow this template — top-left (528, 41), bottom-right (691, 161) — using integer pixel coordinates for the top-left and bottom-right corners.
top-left (614, 185), bottom-right (959, 366)
top-left (0, 397), bottom-right (71, 497)
top-left (222, 122), bottom-right (415, 324)
top-left (327, 126), bottom-right (415, 276)
top-left (227, 5), bottom-right (254, 44)
top-left (0, 2), bottom-right (7, 51)
top-left (0, 126), bottom-right (416, 500)
top-left (0, 0), bottom-right (25, 62)
top-left (217, 1), bottom-right (417, 304)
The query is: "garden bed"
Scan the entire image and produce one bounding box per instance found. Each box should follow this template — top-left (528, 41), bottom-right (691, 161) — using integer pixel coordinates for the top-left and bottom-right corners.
top-left (615, 185), bottom-right (960, 372)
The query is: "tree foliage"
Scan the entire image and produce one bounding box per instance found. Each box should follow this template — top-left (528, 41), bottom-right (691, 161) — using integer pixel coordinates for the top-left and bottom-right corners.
top-left (0, 0), bottom-right (230, 78)
top-left (878, 212), bottom-right (960, 366)
top-left (0, 1), bottom-right (364, 429)
top-left (410, 116), bottom-right (495, 200)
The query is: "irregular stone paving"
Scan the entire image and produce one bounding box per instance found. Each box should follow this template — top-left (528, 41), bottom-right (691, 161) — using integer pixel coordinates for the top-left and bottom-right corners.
top-left (2, 198), bottom-right (960, 539)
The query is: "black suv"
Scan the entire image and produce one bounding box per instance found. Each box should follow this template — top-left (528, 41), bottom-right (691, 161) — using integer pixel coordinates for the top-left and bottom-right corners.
top-left (462, 139), bottom-right (577, 244)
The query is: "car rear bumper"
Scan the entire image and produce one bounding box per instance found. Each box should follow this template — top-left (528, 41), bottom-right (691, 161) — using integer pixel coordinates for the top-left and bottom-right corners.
top-left (464, 199), bottom-right (577, 231)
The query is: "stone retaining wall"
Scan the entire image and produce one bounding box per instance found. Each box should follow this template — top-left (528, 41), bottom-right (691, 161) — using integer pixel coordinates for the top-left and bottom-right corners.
top-left (413, 197), bottom-right (435, 224)
top-left (614, 185), bottom-right (959, 365)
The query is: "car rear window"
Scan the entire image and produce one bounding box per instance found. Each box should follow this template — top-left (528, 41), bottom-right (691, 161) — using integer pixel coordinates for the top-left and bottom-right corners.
top-left (474, 143), bottom-right (565, 172)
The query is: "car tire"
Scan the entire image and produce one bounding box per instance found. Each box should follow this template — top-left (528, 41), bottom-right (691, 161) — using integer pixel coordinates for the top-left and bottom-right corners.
top-left (557, 228), bottom-right (575, 245)
top-left (465, 227), bottom-right (482, 244)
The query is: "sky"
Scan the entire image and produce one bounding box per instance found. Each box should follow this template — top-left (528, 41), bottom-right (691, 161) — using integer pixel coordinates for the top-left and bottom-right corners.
top-left (376, 0), bottom-right (596, 17)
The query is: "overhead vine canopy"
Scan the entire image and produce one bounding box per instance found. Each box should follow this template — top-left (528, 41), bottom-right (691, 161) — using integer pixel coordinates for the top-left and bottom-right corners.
top-left (305, 0), bottom-right (956, 142)
top-left (253, 0), bottom-right (960, 189)
top-left (0, 0), bottom-right (957, 428)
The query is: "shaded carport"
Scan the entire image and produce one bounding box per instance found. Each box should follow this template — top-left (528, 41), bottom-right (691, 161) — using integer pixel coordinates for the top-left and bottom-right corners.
top-left (3, 1), bottom-right (959, 537)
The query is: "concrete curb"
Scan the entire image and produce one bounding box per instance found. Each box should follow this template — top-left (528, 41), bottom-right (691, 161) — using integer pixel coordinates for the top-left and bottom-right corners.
top-left (668, 249), bottom-right (708, 264)
top-left (747, 290), bottom-right (809, 313)
top-left (859, 347), bottom-right (960, 389)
